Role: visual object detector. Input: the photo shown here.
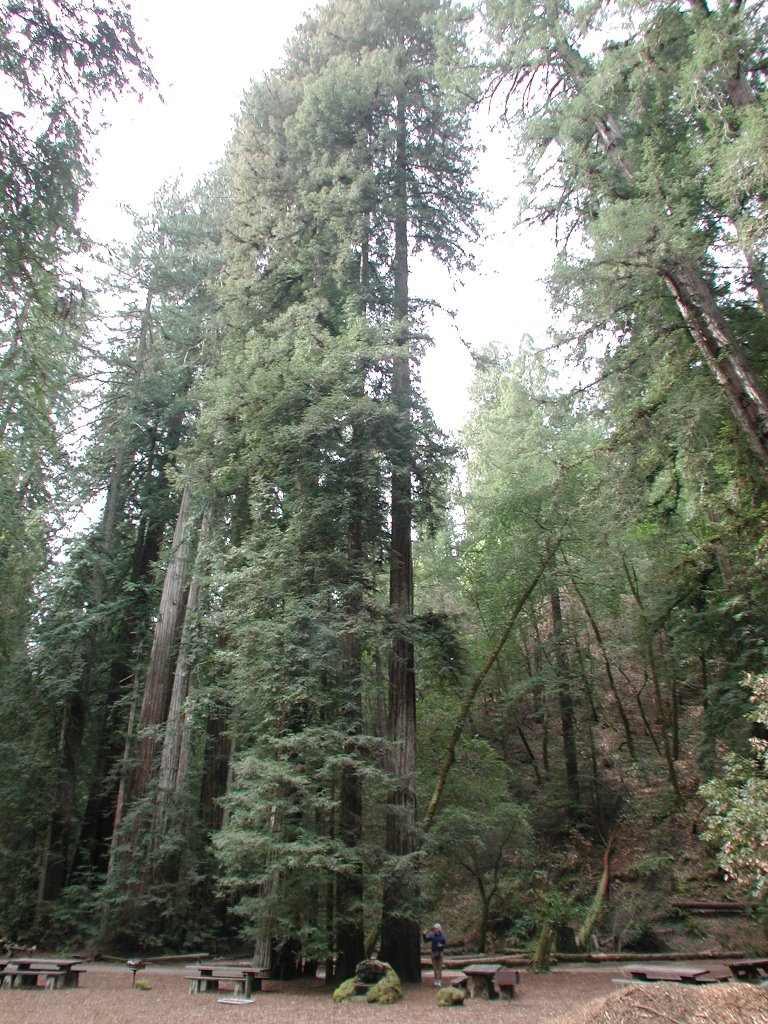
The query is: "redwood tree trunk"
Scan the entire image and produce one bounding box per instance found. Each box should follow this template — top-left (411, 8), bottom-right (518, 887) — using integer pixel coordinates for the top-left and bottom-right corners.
top-left (661, 258), bottom-right (768, 478)
top-left (379, 91), bottom-right (421, 984)
top-left (125, 483), bottom-right (193, 809)
top-left (145, 506), bottom-right (211, 892)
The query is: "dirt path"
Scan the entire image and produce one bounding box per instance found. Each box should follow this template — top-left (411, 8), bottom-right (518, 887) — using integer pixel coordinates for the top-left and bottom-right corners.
top-left (0, 962), bottom-right (626, 1024)
top-left (0, 961), bottom-right (764, 1024)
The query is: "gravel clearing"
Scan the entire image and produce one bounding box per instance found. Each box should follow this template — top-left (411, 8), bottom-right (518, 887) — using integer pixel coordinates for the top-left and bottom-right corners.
top-left (0, 962), bottom-right (765, 1024)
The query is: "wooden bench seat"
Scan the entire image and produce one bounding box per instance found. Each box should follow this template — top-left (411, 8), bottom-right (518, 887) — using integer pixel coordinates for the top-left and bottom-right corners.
top-left (493, 967), bottom-right (520, 999)
top-left (727, 958), bottom-right (768, 980)
top-left (624, 964), bottom-right (716, 984)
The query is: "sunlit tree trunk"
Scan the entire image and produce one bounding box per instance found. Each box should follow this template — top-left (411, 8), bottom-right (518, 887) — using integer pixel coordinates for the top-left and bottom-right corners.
top-left (125, 483), bottom-right (193, 809)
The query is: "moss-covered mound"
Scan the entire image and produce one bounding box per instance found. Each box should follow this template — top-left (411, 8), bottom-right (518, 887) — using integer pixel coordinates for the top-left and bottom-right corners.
top-left (333, 978), bottom-right (357, 1002)
top-left (333, 959), bottom-right (403, 1004)
top-left (436, 986), bottom-right (465, 1007)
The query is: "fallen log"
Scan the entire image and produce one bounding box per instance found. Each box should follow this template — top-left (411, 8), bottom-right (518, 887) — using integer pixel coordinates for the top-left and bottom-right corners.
top-left (670, 900), bottom-right (756, 914)
top-left (574, 950), bottom-right (746, 963)
top-left (427, 954), bottom-right (531, 969)
top-left (435, 950), bottom-right (747, 967)
top-left (95, 951), bottom-right (211, 964)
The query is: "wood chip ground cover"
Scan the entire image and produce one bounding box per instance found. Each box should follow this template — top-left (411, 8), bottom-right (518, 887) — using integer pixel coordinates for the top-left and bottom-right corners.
top-left (0, 963), bottom-right (764, 1024)
top-left (561, 981), bottom-right (768, 1024)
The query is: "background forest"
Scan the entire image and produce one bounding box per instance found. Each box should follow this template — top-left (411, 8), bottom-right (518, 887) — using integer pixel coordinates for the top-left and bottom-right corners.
top-left (1, 0), bottom-right (768, 985)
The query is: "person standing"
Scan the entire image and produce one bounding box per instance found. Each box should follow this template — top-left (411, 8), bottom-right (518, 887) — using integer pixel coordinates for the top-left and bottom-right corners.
top-left (423, 922), bottom-right (447, 986)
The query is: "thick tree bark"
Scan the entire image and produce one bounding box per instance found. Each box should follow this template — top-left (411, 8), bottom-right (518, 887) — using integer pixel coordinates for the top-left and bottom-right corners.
top-left (661, 259), bottom-right (768, 478)
top-left (126, 483), bottom-right (194, 807)
top-left (141, 504), bottom-right (211, 894)
top-left (156, 507), bottom-right (211, 805)
top-left (84, 505), bottom-right (166, 880)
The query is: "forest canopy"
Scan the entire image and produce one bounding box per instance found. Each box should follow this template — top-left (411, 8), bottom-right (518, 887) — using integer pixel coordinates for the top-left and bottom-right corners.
top-left (1, 0), bottom-right (767, 978)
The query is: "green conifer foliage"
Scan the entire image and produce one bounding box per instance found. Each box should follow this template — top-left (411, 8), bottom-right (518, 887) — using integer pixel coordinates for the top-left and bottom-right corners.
top-left (483, 0), bottom-right (768, 473)
top-left (208, 0), bottom-right (482, 981)
top-left (0, 183), bottom-right (223, 942)
top-left (0, 0), bottom-right (155, 939)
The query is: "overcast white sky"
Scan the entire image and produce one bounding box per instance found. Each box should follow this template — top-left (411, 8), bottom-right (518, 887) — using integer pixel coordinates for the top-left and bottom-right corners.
top-left (81, 0), bottom-right (554, 435)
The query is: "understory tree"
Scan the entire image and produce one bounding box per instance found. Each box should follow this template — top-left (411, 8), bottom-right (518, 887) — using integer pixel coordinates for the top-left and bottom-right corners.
top-left (429, 310), bottom-right (768, 946)
top-left (460, 0), bottom-right (768, 892)
top-left (701, 673), bottom-right (768, 901)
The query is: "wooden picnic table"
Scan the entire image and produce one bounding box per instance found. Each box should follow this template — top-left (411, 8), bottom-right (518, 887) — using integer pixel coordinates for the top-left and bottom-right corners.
top-left (624, 963), bottom-right (713, 984)
top-left (455, 963), bottom-right (504, 999)
top-left (184, 963), bottom-right (268, 996)
top-left (727, 958), bottom-right (768, 980)
top-left (0, 957), bottom-right (85, 990)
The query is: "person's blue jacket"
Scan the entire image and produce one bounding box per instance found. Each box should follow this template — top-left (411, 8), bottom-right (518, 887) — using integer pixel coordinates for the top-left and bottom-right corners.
top-left (423, 928), bottom-right (447, 954)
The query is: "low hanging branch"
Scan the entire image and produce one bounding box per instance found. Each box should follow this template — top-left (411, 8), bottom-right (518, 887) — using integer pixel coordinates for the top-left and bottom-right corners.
top-left (422, 539), bottom-right (563, 832)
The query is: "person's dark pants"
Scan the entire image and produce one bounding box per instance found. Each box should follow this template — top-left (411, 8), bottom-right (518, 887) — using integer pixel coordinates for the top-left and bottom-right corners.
top-left (432, 953), bottom-right (443, 983)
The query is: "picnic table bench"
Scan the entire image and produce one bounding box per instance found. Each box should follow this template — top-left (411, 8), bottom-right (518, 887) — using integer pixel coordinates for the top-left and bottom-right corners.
top-left (623, 964), bottom-right (716, 984)
top-left (451, 963), bottom-right (519, 999)
top-left (184, 963), bottom-right (268, 996)
top-left (0, 957), bottom-right (85, 990)
top-left (493, 967), bottom-right (521, 999)
top-left (727, 958), bottom-right (768, 980)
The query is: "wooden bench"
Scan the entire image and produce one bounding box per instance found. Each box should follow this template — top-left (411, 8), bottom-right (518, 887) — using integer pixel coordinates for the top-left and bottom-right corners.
top-left (184, 965), bottom-right (267, 996)
top-left (493, 967), bottom-right (520, 999)
top-left (624, 964), bottom-right (714, 984)
top-left (727, 958), bottom-right (768, 980)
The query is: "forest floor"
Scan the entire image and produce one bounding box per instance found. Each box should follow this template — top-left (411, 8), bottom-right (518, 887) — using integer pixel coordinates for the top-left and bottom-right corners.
top-left (0, 961), bottom-right (766, 1024)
